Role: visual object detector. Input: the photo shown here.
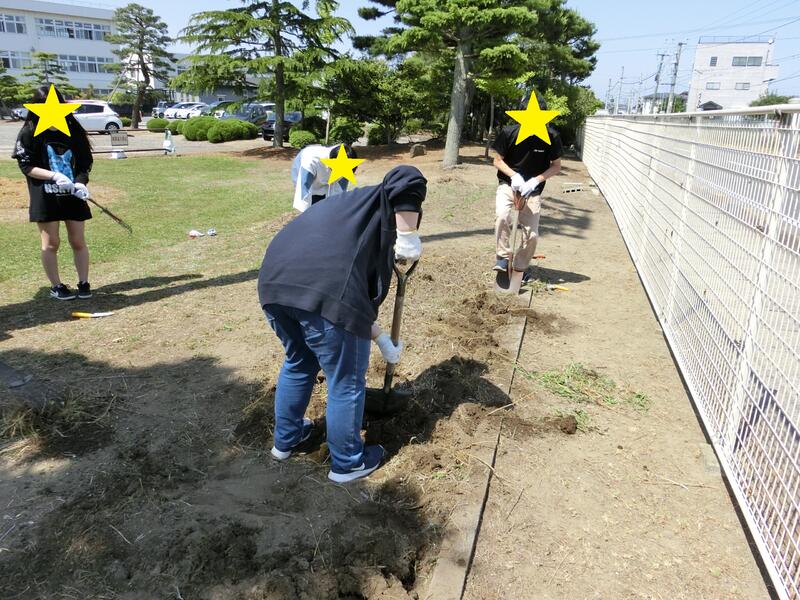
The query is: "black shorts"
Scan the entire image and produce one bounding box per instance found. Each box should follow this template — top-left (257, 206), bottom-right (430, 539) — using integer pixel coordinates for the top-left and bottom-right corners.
top-left (30, 193), bottom-right (92, 223)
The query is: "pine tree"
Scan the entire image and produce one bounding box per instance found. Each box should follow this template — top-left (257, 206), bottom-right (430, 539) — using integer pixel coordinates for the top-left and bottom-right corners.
top-left (177, 0), bottom-right (351, 147)
top-left (106, 3), bottom-right (175, 129)
top-left (22, 52), bottom-right (80, 98)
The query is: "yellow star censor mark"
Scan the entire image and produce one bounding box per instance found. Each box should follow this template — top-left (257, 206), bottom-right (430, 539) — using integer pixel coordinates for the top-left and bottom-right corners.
top-left (321, 144), bottom-right (365, 185)
top-left (24, 84), bottom-right (79, 137)
top-left (505, 95), bottom-right (560, 145)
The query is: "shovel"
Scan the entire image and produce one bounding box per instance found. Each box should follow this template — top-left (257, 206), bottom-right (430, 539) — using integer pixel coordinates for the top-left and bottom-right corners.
top-left (364, 259), bottom-right (418, 415)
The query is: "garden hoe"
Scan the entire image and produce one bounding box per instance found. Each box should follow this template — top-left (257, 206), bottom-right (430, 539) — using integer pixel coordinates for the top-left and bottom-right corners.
top-left (364, 258), bottom-right (418, 416)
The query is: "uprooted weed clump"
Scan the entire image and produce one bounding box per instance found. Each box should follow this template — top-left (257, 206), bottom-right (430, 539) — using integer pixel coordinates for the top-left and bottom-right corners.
top-left (0, 388), bottom-right (118, 459)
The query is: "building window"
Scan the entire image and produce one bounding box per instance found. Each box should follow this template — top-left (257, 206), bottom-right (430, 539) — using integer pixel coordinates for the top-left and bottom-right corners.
top-left (732, 56), bottom-right (763, 67)
top-left (58, 54), bottom-right (115, 73)
top-left (36, 18), bottom-right (110, 41)
top-left (710, 56), bottom-right (718, 67)
top-left (706, 82), bottom-right (721, 90)
top-left (735, 82), bottom-right (751, 90)
top-left (0, 50), bottom-right (31, 69)
top-left (0, 13), bottom-right (26, 34)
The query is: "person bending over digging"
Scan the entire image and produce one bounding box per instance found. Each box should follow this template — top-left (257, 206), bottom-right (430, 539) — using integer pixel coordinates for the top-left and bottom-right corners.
top-left (12, 85), bottom-right (94, 300)
top-left (258, 165), bottom-right (426, 483)
top-left (291, 143), bottom-right (359, 212)
top-left (492, 93), bottom-right (563, 278)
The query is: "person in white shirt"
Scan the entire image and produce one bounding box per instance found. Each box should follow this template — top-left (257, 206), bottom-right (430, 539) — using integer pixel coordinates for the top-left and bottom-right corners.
top-left (291, 144), bottom-right (359, 212)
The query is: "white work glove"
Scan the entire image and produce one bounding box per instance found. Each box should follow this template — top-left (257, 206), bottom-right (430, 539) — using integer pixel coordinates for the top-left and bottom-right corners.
top-left (520, 176), bottom-right (543, 198)
top-left (375, 332), bottom-right (403, 364)
top-left (510, 172), bottom-right (526, 191)
top-left (51, 172), bottom-right (74, 193)
top-left (394, 230), bottom-right (422, 262)
top-left (73, 183), bottom-right (89, 201)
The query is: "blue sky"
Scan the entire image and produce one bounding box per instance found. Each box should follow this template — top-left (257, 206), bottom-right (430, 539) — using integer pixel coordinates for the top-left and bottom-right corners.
top-left (92, 0), bottom-right (800, 97)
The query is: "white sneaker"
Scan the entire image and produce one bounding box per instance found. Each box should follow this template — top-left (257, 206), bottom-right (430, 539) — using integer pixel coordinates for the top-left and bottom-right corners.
top-left (270, 418), bottom-right (314, 460)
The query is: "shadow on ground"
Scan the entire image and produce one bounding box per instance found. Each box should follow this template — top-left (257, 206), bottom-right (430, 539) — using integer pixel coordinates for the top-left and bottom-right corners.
top-left (0, 270), bottom-right (258, 341)
top-left (0, 346), bottom-right (515, 599)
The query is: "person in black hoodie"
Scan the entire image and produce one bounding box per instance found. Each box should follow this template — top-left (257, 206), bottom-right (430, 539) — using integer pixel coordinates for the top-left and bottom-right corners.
top-left (12, 85), bottom-right (94, 300)
top-left (258, 165), bottom-right (426, 483)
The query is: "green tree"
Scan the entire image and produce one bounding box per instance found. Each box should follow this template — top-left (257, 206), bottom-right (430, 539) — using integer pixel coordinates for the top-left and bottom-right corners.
top-left (106, 3), bottom-right (175, 129)
top-left (22, 52), bottom-right (80, 98)
top-left (750, 92), bottom-right (791, 107)
top-left (177, 0), bottom-right (352, 147)
top-left (0, 64), bottom-right (23, 116)
top-left (360, 0), bottom-right (598, 167)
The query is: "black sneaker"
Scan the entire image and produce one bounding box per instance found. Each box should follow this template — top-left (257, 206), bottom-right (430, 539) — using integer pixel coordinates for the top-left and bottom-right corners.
top-left (50, 283), bottom-right (76, 301)
top-left (493, 257), bottom-right (509, 272)
top-left (77, 281), bottom-right (92, 299)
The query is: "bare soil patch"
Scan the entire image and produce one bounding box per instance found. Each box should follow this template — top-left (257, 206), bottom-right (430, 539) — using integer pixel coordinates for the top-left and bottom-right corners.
top-left (0, 146), bottom-right (769, 599)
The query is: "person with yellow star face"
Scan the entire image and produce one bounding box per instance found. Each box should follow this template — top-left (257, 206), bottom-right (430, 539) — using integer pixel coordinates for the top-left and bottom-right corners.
top-left (12, 85), bottom-right (95, 301)
top-left (291, 143), bottom-right (360, 212)
top-left (492, 91), bottom-right (563, 278)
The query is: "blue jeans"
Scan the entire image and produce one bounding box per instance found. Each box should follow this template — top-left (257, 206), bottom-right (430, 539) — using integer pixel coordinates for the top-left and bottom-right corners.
top-left (263, 303), bottom-right (371, 471)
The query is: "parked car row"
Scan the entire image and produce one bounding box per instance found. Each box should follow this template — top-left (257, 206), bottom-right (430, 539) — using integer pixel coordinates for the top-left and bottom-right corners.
top-left (10, 100), bottom-right (121, 132)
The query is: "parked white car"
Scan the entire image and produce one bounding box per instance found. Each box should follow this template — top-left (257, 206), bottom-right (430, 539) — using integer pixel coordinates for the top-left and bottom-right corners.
top-left (69, 100), bottom-right (123, 132)
top-left (183, 103), bottom-right (209, 119)
top-left (163, 102), bottom-right (198, 119)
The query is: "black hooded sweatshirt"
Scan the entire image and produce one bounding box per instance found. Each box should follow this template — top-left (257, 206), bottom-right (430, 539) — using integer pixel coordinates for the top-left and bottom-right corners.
top-left (258, 165), bottom-right (427, 339)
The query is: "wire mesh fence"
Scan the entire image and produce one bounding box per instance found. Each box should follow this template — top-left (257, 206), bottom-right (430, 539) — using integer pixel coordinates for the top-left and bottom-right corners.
top-left (581, 106), bottom-right (800, 599)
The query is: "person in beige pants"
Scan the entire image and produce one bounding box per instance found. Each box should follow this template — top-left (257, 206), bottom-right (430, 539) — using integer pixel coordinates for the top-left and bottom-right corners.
top-left (491, 93), bottom-right (563, 278)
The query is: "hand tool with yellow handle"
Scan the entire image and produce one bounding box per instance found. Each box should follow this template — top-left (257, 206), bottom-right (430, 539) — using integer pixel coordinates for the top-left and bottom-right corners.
top-left (71, 311), bottom-right (114, 318)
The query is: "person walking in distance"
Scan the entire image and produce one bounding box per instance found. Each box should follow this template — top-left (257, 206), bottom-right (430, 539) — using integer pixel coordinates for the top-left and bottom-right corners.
top-left (492, 92), bottom-right (562, 278)
top-left (12, 85), bottom-right (94, 300)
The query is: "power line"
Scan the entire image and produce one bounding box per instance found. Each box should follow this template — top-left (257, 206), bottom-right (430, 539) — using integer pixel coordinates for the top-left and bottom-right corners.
top-left (597, 15), bottom-right (800, 42)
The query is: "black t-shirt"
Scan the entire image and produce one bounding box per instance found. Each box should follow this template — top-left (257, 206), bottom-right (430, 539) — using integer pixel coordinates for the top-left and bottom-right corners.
top-left (492, 124), bottom-right (563, 189)
top-left (12, 125), bottom-right (92, 198)
top-left (258, 166), bottom-right (427, 339)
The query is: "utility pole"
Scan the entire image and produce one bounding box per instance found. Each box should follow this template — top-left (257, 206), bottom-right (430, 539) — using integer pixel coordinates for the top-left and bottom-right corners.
top-left (613, 66), bottom-right (624, 114)
top-left (652, 52), bottom-right (667, 114)
top-left (666, 42), bottom-right (685, 113)
top-left (605, 77), bottom-right (612, 111)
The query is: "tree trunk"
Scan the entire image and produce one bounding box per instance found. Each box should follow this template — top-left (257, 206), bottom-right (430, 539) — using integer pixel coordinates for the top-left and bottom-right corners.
top-left (442, 38), bottom-right (471, 168)
top-left (484, 95), bottom-right (495, 159)
top-left (272, 0), bottom-right (285, 148)
top-left (132, 83), bottom-right (144, 129)
top-left (274, 61), bottom-right (285, 147)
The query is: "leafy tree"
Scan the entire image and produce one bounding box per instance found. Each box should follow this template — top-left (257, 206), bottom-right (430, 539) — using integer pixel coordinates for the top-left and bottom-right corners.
top-left (360, 0), bottom-right (598, 167)
top-left (22, 52), bottom-right (80, 98)
top-left (750, 92), bottom-right (791, 107)
top-left (0, 64), bottom-right (23, 115)
top-left (177, 0), bottom-right (352, 146)
top-left (106, 3), bottom-right (175, 129)
top-left (81, 84), bottom-right (97, 100)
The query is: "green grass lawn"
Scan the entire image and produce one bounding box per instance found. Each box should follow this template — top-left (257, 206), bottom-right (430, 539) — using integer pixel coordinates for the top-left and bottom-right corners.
top-left (0, 155), bottom-right (291, 292)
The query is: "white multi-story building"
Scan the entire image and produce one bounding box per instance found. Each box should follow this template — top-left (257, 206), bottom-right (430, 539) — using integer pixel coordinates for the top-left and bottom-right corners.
top-left (0, 0), bottom-right (116, 95)
top-left (688, 36), bottom-right (780, 110)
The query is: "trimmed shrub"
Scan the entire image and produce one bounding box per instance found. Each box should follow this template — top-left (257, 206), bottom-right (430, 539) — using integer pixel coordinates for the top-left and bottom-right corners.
top-left (298, 115), bottom-right (326, 138)
top-left (404, 118), bottom-right (424, 135)
top-left (120, 117), bottom-right (131, 127)
top-left (289, 128), bottom-right (318, 149)
top-left (207, 119), bottom-right (256, 144)
top-left (367, 123), bottom-right (388, 146)
top-left (330, 118), bottom-right (363, 145)
top-left (166, 120), bottom-right (182, 135)
top-left (147, 117), bottom-right (168, 132)
top-left (175, 120), bottom-right (185, 135)
top-left (183, 116), bottom-right (218, 141)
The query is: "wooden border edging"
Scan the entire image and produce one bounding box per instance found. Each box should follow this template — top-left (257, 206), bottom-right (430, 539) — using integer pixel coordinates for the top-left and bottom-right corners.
top-left (422, 287), bottom-right (533, 599)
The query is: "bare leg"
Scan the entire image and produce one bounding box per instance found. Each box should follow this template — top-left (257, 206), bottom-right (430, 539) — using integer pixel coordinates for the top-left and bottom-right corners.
top-left (65, 220), bottom-right (89, 283)
top-left (38, 222), bottom-right (61, 287)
